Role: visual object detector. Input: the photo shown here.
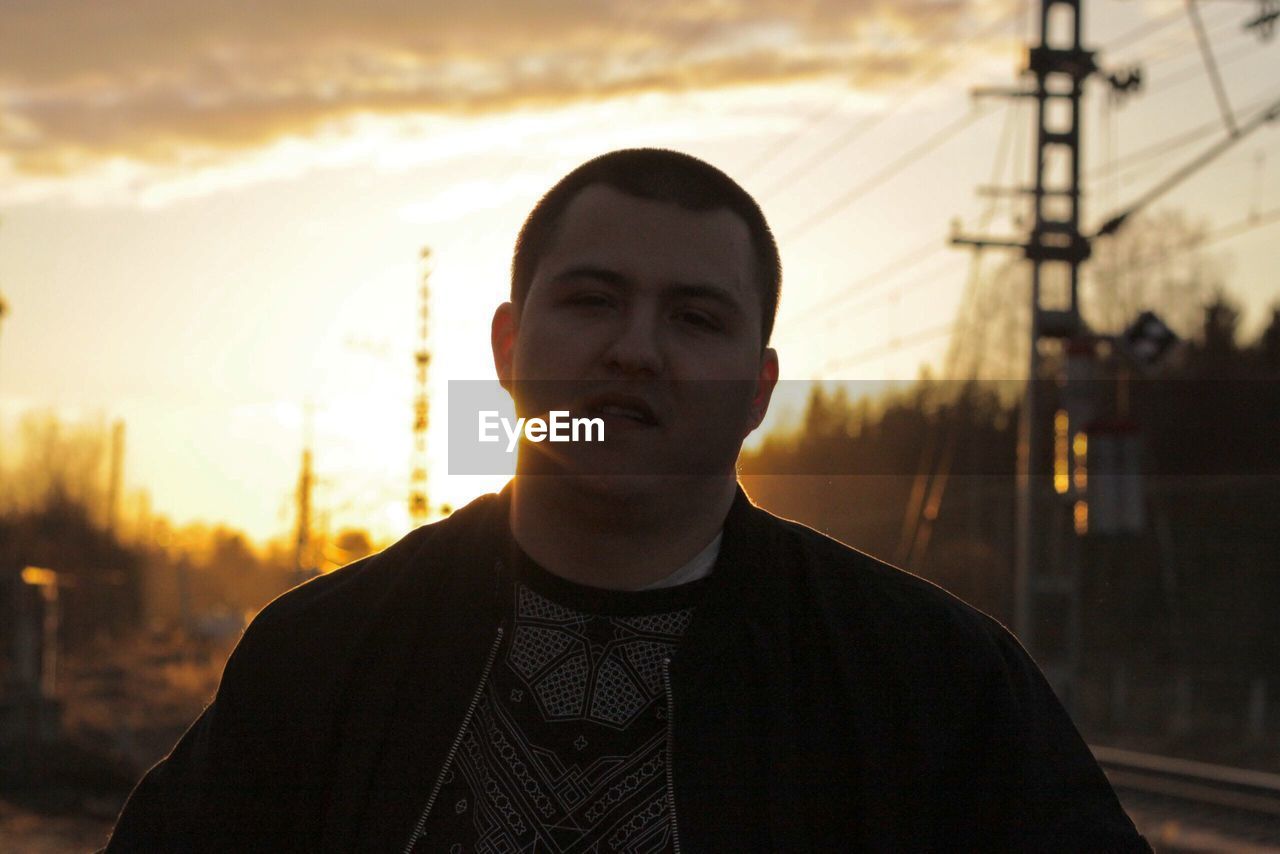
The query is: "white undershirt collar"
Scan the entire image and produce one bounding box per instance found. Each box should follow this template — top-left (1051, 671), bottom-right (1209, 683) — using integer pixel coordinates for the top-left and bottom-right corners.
top-left (636, 531), bottom-right (723, 590)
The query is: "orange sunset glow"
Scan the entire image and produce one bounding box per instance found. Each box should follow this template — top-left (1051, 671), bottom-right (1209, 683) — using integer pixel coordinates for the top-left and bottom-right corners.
top-left (0, 0), bottom-right (1275, 543)
top-left (3, 2), bottom-right (1280, 849)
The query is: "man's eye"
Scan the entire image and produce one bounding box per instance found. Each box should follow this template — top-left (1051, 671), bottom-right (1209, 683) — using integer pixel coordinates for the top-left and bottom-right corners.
top-left (677, 310), bottom-right (722, 331)
top-left (566, 292), bottom-right (612, 308)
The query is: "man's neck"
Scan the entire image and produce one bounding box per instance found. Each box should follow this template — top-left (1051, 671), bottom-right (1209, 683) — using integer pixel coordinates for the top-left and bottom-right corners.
top-left (509, 475), bottom-right (736, 591)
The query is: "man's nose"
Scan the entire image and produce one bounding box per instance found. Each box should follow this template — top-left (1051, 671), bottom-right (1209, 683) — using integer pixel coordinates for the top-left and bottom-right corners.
top-left (603, 307), bottom-right (664, 376)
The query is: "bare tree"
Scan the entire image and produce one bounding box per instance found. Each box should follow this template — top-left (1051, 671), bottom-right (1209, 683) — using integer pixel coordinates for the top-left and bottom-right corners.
top-left (1084, 209), bottom-right (1227, 339)
top-left (6, 409), bottom-right (110, 521)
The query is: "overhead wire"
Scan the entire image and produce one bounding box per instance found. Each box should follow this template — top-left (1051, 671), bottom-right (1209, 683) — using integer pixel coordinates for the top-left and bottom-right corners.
top-left (1093, 95), bottom-right (1280, 236)
top-left (811, 1), bottom-right (1271, 558)
top-left (800, 65), bottom-right (1021, 375)
top-left (735, 16), bottom-right (943, 180)
top-left (1101, 70), bottom-right (1120, 216)
top-left (894, 100), bottom-right (1026, 565)
top-left (1086, 90), bottom-right (1280, 187)
top-left (1185, 0), bottom-right (1241, 134)
top-left (816, 253), bottom-right (959, 331)
top-left (783, 97), bottom-right (1021, 338)
top-left (1249, 149), bottom-right (1268, 219)
top-left (781, 102), bottom-right (1002, 243)
top-left (783, 239), bottom-right (950, 328)
top-left (753, 3), bottom-right (1027, 199)
top-left (808, 114), bottom-right (1018, 376)
top-left (1085, 0), bottom-right (1274, 234)
top-left (819, 319), bottom-right (957, 376)
top-left (1102, 1), bottom-right (1264, 101)
top-left (1084, 205), bottom-right (1280, 319)
top-left (1101, 205), bottom-right (1280, 275)
top-left (1143, 36), bottom-right (1269, 97)
top-left (791, 3), bottom-right (1265, 374)
top-left (1101, 5), bottom-right (1188, 51)
top-left (1104, 2), bottom-right (1243, 65)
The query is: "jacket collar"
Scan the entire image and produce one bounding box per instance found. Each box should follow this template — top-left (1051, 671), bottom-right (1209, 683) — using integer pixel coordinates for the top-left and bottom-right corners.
top-left (323, 479), bottom-right (788, 851)
top-left (676, 482), bottom-right (790, 680)
top-left (485, 478), bottom-right (785, 622)
top-left (321, 487), bottom-right (511, 853)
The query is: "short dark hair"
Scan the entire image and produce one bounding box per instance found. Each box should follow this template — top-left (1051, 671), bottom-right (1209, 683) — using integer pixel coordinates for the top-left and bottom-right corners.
top-left (511, 148), bottom-right (782, 346)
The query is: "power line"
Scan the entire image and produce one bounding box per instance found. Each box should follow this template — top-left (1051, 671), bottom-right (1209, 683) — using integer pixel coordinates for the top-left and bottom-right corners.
top-left (819, 319), bottom-right (956, 376)
top-left (1086, 38), bottom-right (1263, 201)
top-left (894, 94), bottom-right (1026, 567)
top-left (937, 99), bottom-right (1024, 373)
top-left (786, 105), bottom-right (1012, 328)
top-left (783, 238), bottom-right (949, 326)
top-left (736, 13), bottom-right (948, 180)
top-left (816, 254), bottom-right (958, 331)
top-left (782, 103), bottom-right (1000, 243)
top-left (973, 94), bottom-right (1025, 230)
top-left (1090, 121), bottom-right (1218, 186)
top-left (1142, 37), bottom-right (1267, 99)
top-left (1086, 90), bottom-right (1280, 186)
top-left (1088, 206), bottom-right (1280, 307)
top-left (1186, 0), bottom-right (1240, 134)
top-left (1102, 5), bottom-right (1188, 50)
top-left (800, 71), bottom-right (1022, 382)
top-left (1102, 205), bottom-right (1280, 274)
top-left (1202, 201), bottom-right (1280, 243)
top-left (1094, 96), bottom-right (1280, 237)
top-left (754, 5), bottom-right (1026, 198)
top-left (1105, 2), bottom-right (1243, 64)
top-left (796, 103), bottom-right (1021, 333)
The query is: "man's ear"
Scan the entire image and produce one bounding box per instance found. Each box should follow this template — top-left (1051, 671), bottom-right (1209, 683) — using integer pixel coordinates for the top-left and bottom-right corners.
top-left (746, 347), bottom-right (779, 434)
top-left (491, 302), bottom-right (517, 391)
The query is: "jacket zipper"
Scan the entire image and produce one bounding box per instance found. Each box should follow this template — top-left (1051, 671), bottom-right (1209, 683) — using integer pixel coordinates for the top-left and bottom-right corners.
top-left (662, 657), bottom-right (683, 854)
top-left (401, 626), bottom-right (505, 854)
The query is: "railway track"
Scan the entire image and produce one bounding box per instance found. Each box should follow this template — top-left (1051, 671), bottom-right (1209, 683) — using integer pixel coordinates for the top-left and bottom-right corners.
top-left (1093, 745), bottom-right (1280, 851)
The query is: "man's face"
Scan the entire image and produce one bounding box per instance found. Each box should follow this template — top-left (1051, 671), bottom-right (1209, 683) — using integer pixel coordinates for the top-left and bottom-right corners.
top-left (491, 183), bottom-right (778, 480)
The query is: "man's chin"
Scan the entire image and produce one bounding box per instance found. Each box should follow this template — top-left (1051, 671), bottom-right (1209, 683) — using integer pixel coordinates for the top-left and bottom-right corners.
top-left (513, 440), bottom-right (741, 496)
top-left (518, 470), bottom-right (732, 504)
top-left (568, 472), bottom-right (676, 501)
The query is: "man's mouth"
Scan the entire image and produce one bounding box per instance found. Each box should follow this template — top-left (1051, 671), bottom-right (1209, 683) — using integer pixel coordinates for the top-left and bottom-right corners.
top-left (581, 394), bottom-right (660, 426)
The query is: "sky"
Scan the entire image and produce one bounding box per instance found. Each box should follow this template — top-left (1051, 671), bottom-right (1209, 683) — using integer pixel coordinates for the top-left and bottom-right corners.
top-left (0, 0), bottom-right (1276, 545)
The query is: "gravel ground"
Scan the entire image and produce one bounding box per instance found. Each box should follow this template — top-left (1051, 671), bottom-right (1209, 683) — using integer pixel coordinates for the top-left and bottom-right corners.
top-left (1, 632), bottom-right (232, 854)
top-left (0, 799), bottom-right (114, 854)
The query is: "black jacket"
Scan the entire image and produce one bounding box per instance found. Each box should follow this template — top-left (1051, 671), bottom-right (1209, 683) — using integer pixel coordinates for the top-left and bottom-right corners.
top-left (106, 483), bottom-right (1150, 852)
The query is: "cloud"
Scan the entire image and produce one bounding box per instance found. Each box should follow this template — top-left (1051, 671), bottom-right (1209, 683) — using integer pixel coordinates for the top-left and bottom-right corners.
top-left (0, 0), bottom-right (1009, 177)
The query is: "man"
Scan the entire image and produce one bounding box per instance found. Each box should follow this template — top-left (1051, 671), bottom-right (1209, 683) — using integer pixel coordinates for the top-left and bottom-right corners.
top-left (106, 149), bottom-right (1149, 851)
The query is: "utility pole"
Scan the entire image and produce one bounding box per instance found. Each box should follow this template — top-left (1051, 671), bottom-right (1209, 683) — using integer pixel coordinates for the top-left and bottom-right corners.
top-left (409, 246), bottom-right (433, 529)
top-left (0, 291), bottom-right (7, 486)
top-left (954, 0), bottom-right (1097, 708)
top-left (294, 403), bottom-right (314, 579)
top-left (0, 216), bottom-right (8, 491)
top-left (106, 419), bottom-right (125, 536)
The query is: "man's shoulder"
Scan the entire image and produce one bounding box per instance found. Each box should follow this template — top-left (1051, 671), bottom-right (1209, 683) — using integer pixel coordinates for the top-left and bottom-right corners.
top-left (746, 503), bottom-right (1048, 728)
top-left (751, 503), bottom-right (1015, 659)
top-left (238, 490), bottom-right (504, 648)
top-left (729, 501), bottom-right (1150, 850)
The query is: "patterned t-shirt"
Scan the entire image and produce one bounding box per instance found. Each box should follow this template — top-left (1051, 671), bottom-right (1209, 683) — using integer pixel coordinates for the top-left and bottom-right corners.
top-left (412, 538), bottom-right (710, 853)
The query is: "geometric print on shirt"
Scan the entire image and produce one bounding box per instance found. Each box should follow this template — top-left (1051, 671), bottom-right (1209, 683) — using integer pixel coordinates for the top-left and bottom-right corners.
top-left (510, 584), bottom-right (693, 729)
top-left (414, 576), bottom-right (699, 854)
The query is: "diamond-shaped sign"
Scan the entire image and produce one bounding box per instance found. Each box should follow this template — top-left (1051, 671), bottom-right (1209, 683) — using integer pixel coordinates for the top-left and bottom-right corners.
top-left (1122, 310), bottom-right (1178, 367)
